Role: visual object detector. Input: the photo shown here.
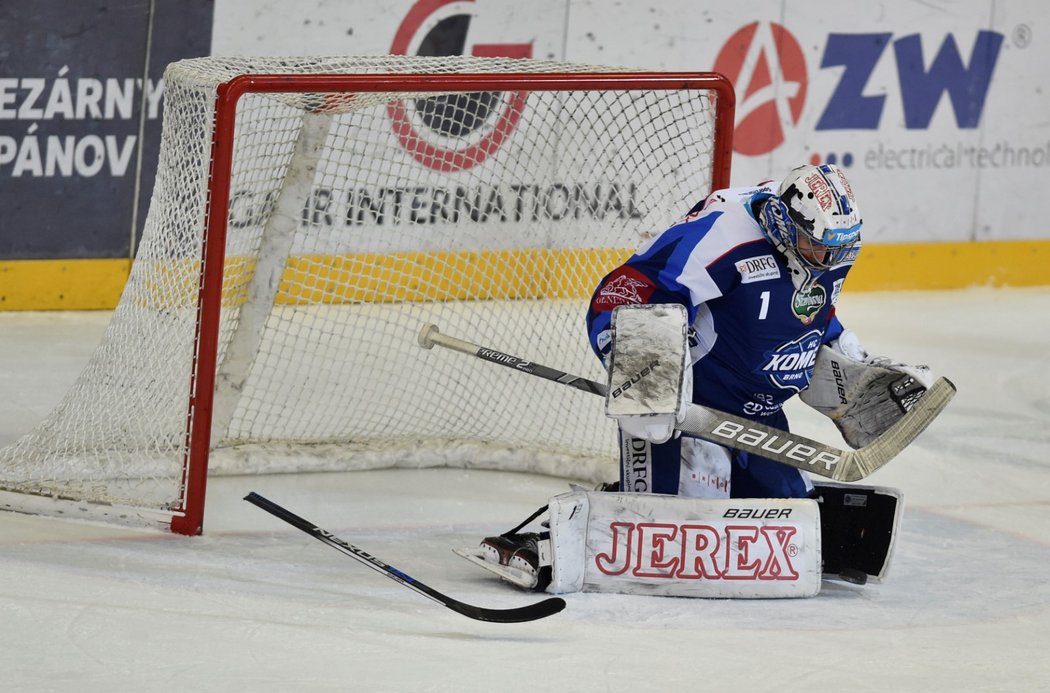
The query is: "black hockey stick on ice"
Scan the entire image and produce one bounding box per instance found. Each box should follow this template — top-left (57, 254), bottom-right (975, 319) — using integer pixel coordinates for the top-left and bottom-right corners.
top-left (244, 492), bottom-right (565, 623)
top-left (417, 324), bottom-right (955, 483)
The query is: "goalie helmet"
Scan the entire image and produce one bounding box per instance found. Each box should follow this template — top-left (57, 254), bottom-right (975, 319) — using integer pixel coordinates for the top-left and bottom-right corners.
top-left (759, 163), bottom-right (862, 270)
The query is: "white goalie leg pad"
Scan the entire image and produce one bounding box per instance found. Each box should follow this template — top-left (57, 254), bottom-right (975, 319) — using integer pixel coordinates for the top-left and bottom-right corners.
top-left (606, 304), bottom-right (692, 444)
top-left (800, 341), bottom-right (935, 448)
top-left (547, 490), bottom-right (821, 598)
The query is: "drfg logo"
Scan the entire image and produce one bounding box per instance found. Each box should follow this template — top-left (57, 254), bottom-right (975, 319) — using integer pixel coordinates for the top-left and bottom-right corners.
top-left (594, 521), bottom-right (801, 580)
top-left (713, 22), bottom-right (1003, 156)
top-left (389, 0), bottom-right (533, 171)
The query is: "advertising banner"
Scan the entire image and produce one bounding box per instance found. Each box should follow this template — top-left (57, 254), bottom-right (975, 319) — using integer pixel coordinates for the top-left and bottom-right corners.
top-left (213, 0), bottom-right (1048, 245)
top-left (2, 0), bottom-right (1046, 308)
top-left (0, 0), bottom-right (213, 260)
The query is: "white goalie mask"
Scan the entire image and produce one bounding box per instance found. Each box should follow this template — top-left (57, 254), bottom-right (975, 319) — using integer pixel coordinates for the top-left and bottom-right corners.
top-left (759, 164), bottom-right (862, 271)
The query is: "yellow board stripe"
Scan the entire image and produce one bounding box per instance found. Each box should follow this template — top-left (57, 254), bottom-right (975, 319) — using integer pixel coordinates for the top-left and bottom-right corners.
top-left (2, 240), bottom-right (1048, 311)
top-left (274, 249), bottom-right (630, 304)
top-left (0, 259), bottom-right (133, 311)
top-left (845, 239), bottom-right (1050, 291)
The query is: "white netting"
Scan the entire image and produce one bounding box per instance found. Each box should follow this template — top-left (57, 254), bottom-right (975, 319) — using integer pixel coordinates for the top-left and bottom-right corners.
top-left (0, 55), bottom-right (725, 527)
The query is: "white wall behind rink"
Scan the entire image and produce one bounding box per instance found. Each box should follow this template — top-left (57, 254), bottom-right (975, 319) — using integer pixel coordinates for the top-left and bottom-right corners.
top-left (212, 0), bottom-right (1049, 247)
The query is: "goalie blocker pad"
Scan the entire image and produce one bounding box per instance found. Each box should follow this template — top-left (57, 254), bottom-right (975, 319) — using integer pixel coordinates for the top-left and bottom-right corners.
top-left (546, 491), bottom-right (822, 598)
top-left (606, 304), bottom-right (691, 442)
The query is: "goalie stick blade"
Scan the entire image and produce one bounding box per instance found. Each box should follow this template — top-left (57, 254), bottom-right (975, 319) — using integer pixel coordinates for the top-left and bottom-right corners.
top-left (244, 492), bottom-right (565, 624)
top-left (844, 376), bottom-right (957, 481)
top-left (454, 547), bottom-right (540, 590)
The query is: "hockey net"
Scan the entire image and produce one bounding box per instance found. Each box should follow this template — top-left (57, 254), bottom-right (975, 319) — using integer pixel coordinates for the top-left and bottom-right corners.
top-left (0, 56), bottom-right (733, 533)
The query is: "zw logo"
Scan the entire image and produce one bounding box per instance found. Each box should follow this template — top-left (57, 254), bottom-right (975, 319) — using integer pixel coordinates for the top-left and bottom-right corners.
top-left (610, 360), bottom-right (661, 398)
top-left (595, 521), bottom-right (800, 581)
top-left (710, 420), bottom-right (840, 471)
top-left (713, 22), bottom-right (1004, 156)
top-left (389, 0), bottom-right (533, 171)
top-left (818, 30), bottom-right (1002, 130)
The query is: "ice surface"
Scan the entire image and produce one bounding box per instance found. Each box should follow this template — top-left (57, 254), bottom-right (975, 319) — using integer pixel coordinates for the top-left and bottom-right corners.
top-left (1, 288), bottom-right (1048, 692)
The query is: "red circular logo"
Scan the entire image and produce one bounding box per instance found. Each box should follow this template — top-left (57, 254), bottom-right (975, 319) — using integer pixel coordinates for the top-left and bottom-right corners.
top-left (712, 22), bottom-right (807, 157)
top-left (388, 0), bottom-right (532, 172)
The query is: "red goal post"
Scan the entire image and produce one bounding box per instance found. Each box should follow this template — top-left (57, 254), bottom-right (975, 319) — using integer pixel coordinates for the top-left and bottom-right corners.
top-left (178, 70), bottom-right (734, 534)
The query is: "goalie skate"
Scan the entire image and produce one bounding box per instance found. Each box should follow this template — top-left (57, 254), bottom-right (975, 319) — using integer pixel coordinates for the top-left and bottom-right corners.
top-left (454, 533), bottom-right (552, 592)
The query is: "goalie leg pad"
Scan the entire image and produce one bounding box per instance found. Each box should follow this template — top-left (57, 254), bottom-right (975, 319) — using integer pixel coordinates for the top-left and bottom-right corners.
top-left (547, 490), bottom-right (821, 598)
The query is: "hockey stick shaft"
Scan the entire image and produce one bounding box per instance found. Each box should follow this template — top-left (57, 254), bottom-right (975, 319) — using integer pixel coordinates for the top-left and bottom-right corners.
top-left (244, 492), bottom-right (565, 623)
top-left (417, 325), bottom-right (606, 396)
top-left (418, 323), bottom-right (955, 482)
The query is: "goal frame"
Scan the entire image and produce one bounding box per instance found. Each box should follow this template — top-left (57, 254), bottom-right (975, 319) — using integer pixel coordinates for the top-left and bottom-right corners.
top-left (172, 71), bottom-right (736, 535)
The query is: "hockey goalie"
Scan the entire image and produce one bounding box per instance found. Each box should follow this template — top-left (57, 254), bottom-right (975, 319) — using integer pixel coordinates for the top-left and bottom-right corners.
top-left (459, 164), bottom-right (946, 598)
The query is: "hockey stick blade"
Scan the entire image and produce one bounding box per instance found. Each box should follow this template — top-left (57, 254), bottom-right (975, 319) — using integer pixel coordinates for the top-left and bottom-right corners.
top-left (418, 323), bottom-right (955, 482)
top-left (244, 492), bottom-right (566, 623)
top-left (843, 376), bottom-right (956, 481)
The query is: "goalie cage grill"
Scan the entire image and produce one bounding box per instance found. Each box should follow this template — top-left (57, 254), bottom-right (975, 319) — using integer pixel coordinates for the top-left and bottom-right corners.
top-left (0, 55), bottom-right (734, 534)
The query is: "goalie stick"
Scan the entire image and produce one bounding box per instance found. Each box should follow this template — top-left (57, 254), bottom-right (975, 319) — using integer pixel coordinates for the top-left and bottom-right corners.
top-left (244, 492), bottom-right (566, 623)
top-left (417, 324), bottom-right (955, 483)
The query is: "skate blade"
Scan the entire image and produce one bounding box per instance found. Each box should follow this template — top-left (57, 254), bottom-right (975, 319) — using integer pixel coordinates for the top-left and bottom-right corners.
top-left (453, 547), bottom-right (538, 589)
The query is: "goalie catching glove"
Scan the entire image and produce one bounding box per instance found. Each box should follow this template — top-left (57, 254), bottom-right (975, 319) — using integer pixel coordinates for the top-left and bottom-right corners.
top-left (800, 329), bottom-right (935, 448)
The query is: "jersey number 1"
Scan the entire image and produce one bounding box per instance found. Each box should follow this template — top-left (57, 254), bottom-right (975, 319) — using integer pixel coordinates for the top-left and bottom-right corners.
top-left (758, 290), bottom-right (770, 320)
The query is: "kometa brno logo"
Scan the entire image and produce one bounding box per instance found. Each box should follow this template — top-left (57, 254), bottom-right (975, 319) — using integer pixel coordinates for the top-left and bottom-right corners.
top-left (389, 0), bottom-right (533, 172)
top-left (712, 22), bottom-right (807, 157)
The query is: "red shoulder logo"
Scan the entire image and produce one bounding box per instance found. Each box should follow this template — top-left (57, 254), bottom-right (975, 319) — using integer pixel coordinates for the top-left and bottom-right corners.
top-left (592, 267), bottom-right (656, 311)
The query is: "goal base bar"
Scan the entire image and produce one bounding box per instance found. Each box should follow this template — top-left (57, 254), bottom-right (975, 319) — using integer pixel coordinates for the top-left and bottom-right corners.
top-left (0, 488), bottom-right (174, 532)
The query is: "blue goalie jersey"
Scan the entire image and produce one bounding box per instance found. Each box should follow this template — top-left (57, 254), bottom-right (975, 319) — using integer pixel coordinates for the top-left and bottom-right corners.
top-left (587, 181), bottom-right (860, 431)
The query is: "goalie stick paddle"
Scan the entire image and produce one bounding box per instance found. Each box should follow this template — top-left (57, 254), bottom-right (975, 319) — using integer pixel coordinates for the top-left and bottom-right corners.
top-left (417, 323), bottom-right (956, 483)
top-left (244, 492), bottom-right (566, 623)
